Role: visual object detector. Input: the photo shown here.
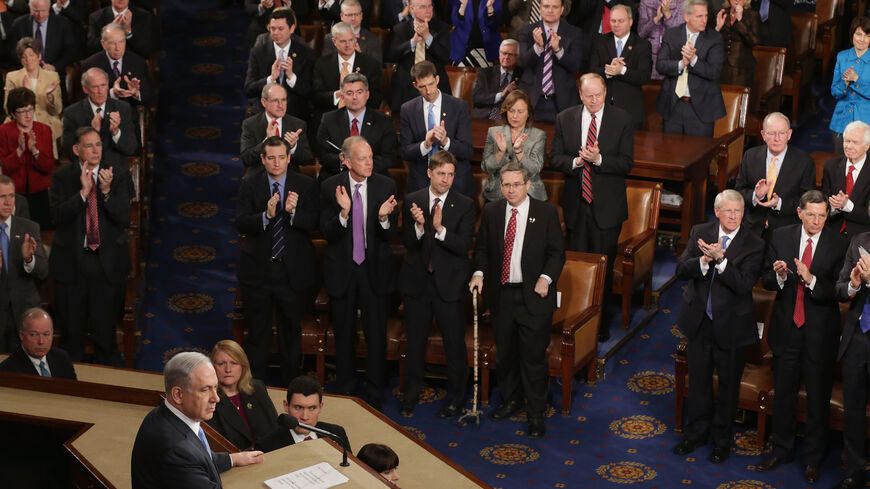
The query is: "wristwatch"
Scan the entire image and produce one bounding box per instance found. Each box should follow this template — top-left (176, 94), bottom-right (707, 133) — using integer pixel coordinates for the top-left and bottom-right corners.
top-left (715, 256), bottom-right (724, 266)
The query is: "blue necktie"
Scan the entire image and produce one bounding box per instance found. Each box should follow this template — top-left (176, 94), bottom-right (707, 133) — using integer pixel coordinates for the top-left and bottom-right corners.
top-left (0, 222), bottom-right (8, 271)
top-left (38, 360), bottom-right (50, 377)
top-left (197, 426), bottom-right (212, 456)
top-left (705, 235), bottom-right (730, 319)
top-left (271, 181), bottom-right (285, 260)
top-left (427, 103), bottom-right (438, 158)
top-left (860, 295), bottom-right (870, 333)
top-left (616, 39), bottom-right (623, 58)
top-left (759, 0), bottom-right (770, 22)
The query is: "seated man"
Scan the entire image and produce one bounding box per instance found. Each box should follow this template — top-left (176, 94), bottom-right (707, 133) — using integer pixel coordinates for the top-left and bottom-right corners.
top-left (240, 83), bottom-right (312, 172)
top-left (257, 375), bottom-right (351, 453)
top-left (321, 0), bottom-right (382, 64)
top-left (81, 22), bottom-right (155, 108)
top-left (0, 307), bottom-right (76, 379)
top-left (311, 22), bottom-right (382, 118)
top-left (88, 0), bottom-right (157, 58)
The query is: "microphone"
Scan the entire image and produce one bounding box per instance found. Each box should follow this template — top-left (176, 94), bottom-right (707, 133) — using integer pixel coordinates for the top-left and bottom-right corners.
top-left (277, 414), bottom-right (350, 467)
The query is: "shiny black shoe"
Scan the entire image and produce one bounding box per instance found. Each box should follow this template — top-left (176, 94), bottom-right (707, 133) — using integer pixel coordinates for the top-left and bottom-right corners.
top-left (672, 438), bottom-right (704, 455)
top-left (756, 454), bottom-right (793, 472)
top-left (439, 403), bottom-right (462, 418)
top-left (709, 446), bottom-right (730, 464)
top-left (488, 400), bottom-right (522, 421)
top-left (399, 399), bottom-right (415, 416)
top-left (832, 474), bottom-right (866, 489)
top-left (803, 465), bottom-right (820, 484)
top-left (527, 416), bottom-right (546, 439)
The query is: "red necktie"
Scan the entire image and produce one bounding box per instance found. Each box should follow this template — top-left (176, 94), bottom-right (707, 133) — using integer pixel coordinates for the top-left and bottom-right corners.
top-left (303, 435), bottom-right (312, 441)
top-left (842, 164), bottom-right (855, 232)
top-left (86, 171), bottom-right (100, 250)
top-left (350, 118), bottom-right (359, 136)
top-left (793, 237), bottom-right (813, 327)
top-left (500, 208), bottom-right (518, 284)
top-left (272, 120), bottom-right (279, 137)
top-left (602, 4), bottom-right (611, 34)
top-left (582, 114), bottom-right (596, 203)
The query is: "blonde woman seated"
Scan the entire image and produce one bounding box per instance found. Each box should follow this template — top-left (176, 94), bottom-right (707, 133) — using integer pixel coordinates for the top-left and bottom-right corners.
top-left (4, 38), bottom-right (62, 158)
top-left (206, 340), bottom-right (279, 450)
top-left (481, 90), bottom-right (547, 202)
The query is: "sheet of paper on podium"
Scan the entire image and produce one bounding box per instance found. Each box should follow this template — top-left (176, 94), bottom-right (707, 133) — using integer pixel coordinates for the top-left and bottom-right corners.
top-left (264, 461), bottom-right (350, 489)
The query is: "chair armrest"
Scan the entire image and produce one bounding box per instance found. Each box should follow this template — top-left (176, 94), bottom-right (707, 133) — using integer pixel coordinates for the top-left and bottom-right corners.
top-left (677, 339), bottom-right (688, 357)
top-left (558, 304), bottom-right (601, 338)
top-left (621, 228), bottom-right (657, 260)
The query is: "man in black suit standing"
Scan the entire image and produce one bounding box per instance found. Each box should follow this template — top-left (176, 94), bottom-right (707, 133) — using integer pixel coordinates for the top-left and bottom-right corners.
top-left (87, 0), bottom-right (156, 58)
top-left (654, 0), bottom-right (724, 137)
top-left (257, 375), bottom-right (351, 452)
top-left (471, 39), bottom-right (523, 120)
top-left (399, 151), bottom-right (475, 417)
top-left (587, 4), bottom-right (652, 129)
top-left (756, 0), bottom-right (792, 48)
top-left (672, 189), bottom-right (764, 463)
top-left (385, 0), bottom-right (451, 113)
top-left (81, 22), bottom-right (155, 108)
top-left (469, 162), bottom-right (565, 439)
top-left (754, 190), bottom-right (847, 484)
top-left (236, 136), bottom-right (318, 385)
top-left (316, 73), bottom-right (397, 182)
top-left (240, 83), bottom-right (313, 173)
top-left (400, 61), bottom-right (474, 197)
top-left (245, 0), bottom-right (312, 48)
top-left (320, 136), bottom-right (398, 409)
top-left (49, 127), bottom-right (132, 365)
top-left (550, 73), bottom-right (634, 341)
top-left (822, 121), bottom-right (870, 238)
top-left (519, 0), bottom-right (584, 122)
top-left (321, 0), bottom-right (382, 64)
top-left (62, 68), bottom-right (139, 166)
top-left (244, 8), bottom-right (315, 118)
top-left (735, 112), bottom-right (816, 237)
top-left (0, 308), bottom-right (75, 379)
top-left (131, 352), bottom-right (264, 489)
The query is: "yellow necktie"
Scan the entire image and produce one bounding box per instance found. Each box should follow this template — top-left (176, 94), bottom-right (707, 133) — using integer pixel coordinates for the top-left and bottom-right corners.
top-left (337, 61), bottom-right (350, 108)
top-left (414, 40), bottom-right (425, 64)
top-left (766, 157), bottom-right (778, 200)
top-left (674, 33), bottom-right (695, 98)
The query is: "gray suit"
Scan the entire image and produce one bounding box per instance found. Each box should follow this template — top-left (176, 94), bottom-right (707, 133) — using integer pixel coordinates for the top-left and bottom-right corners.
top-left (481, 125), bottom-right (547, 202)
top-left (0, 216), bottom-right (48, 351)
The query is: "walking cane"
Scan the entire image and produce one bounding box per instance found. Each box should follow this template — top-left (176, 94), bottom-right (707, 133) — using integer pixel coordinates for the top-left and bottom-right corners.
top-left (459, 286), bottom-right (483, 426)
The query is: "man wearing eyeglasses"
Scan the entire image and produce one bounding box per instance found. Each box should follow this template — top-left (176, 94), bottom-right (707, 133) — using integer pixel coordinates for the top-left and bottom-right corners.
top-left (240, 83), bottom-right (313, 173)
top-left (321, 0), bottom-right (381, 63)
top-left (81, 22), bottom-right (155, 108)
top-left (734, 112), bottom-right (815, 238)
top-left (470, 39), bottom-right (523, 120)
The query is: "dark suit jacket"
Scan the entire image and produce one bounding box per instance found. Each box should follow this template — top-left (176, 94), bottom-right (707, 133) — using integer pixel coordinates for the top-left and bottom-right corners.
top-left (756, 0), bottom-right (792, 48)
top-left (87, 6), bottom-right (157, 57)
top-left (62, 98), bottom-right (139, 166)
top-left (245, 0), bottom-right (313, 47)
top-left (567, 0), bottom-right (638, 67)
top-left (81, 50), bottom-right (156, 107)
top-left (319, 172), bottom-right (398, 298)
top-left (400, 188), bottom-right (475, 302)
top-left (315, 108), bottom-right (397, 181)
top-left (386, 18), bottom-right (451, 112)
top-left (734, 145), bottom-right (816, 235)
top-left (379, 0), bottom-right (411, 29)
top-left (235, 170), bottom-right (318, 290)
top-left (549, 104), bottom-right (634, 230)
top-left (836, 232), bottom-right (870, 361)
top-left (322, 28), bottom-right (383, 64)
top-left (311, 52), bottom-right (382, 111)
top-left (821, 153), bottom-right (870, 236)
top-left (470, 65), bottom-right (523, 119)
top-left (399, 94), bottom-right (474, 197)
top-left (655, 23), bottom-right (726, 124)
top-left (676, 221), bottom-right (765, 348)
top-left (0, 216), bottom-right (48, 333)
top-left (473, 198), bottom-right (566, 316)
top-left (0, 346), bottom-right (76, 379)
top-left (131, 403), bottom-right (232, 489)
top-left (718, 9), bottom-right (760, 87)
top-left (518, 21), bottom-right (583, 113)
top-left (256, 420), bottom-right (351, 453)
top-left (244, 39), bottom-right (315, 119)
top-left (588, 32), bottom-right (652, 129)
top-left (239, 113), bottom-right (313, 170)
top-left (10, 13), bottom-right (78, 75)
top-left (762, 224), bottom-right (846, 362)
top-left (0, 13), bottom-right (15, 65)
top-left (205, 380), bottom-right (279, 451)
top-left (48, 160), bottom-right (132, 285)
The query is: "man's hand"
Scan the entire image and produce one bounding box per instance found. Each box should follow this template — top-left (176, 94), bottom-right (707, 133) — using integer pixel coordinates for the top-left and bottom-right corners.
top-left (794, 257), bottom-right (813, 284)
top-left (469, 275), bottom-right (483, 294)
top-left (772, 259), bottom-right (789, 280)
top-left (604, 57), bottom-right (624, 76)
top-left (434, 121), bottom-right (448, 146)
top-left (413, 19), bottom-right (430, 40)
top-left (500, 80), bottom-right (517, 98)
top-left (21, 233), bottom-right (36, 263)
top-left (549, 31), bottom-right (561, 52)
top-left (697, 238), bottom-right (725, 261)
top-left (107, 111), bottom-right (121, 135)
top-left (754, 178), bottom-right (769, 200)
top-left (850, 263), bottom-right (863, 289)
top-left (266, 191), bottom-right (280, 219)
top-left (378, 195), bottom-right (398, 220)
top-left (270, 57), bottom-right (283, 81)
top-left (80, 166), bottom-right (94, 198)
top-left (98, 167), bottom-right (113, 194)
top-left (579, 142), bottom-right (600, 163)
top-left (829, 190), bottom-right (849, 210)
top-left (283, 128), bottom-right (302, 148)
top-left (260, 0), bottom-right (274, 9)
top-left (229, 451), bottom-right (264, 467)
top-left (284, 191), bottom-right (299, 214)
top-left (336, 185), bottom-right (351, 218)
top-left (532, 26), bottom-right (545, 48)
top-left (757, 193), bottom-right (780, 208)
top-left (534, 276), bottom-right (549, 297)
top-left (432, 200), bottom-right (443, 234)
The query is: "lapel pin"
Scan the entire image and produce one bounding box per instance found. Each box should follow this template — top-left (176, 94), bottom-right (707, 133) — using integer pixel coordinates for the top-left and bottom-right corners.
top-left (529, 217), bottom-right (536, 223)
top-left (365, 121), bottom-right (371, 126)
top-left (292, 53), bottom-right (297, 58)
top-left (354, 67), bottom-right (360, 72)
top-left (442, 112), bottom-right (447, 117)
top-left (246, 402), bottom-right (253, 409)
top-left (450, 203), bottom-right (454, 207)
top-left (628, 45), bottom-right (633, 51)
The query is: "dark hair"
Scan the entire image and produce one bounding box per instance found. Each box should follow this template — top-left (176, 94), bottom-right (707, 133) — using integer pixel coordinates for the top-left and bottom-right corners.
top-left (852, 17), bottom-right (870, 39)
top-left (428, 150), bottom-right (456, 170)
top-left (500, 161), bottom-right (529, 182)
top-left (500, 89), bottom-right (534, 127)
top-left (270, 7), bottom-right (298, 29)
top-left (356, 443), bottom-right (399, 473)
top-left (341, 72), bottom-right (369, 91)
top-left (0, 175), bottom-right (14, 189)
top-left (286, 375), bottom-right (323, 403)
top-left (74, 126), bottom-right (99, 145)
top-left (410, 60), bottom-right (437, 82)
top-left (798, 189), bottom-right (829, 212)
top-left (262, 135), bottom-right (290, 155)
top-left (6, 87), bottom-right (35, 115)
top-left (15, 37), bottom-right (42, 59)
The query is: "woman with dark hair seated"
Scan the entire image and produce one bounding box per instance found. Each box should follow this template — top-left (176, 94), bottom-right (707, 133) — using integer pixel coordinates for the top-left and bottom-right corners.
top-left (0, 87), bottom-right (55, 227)
top-left (357, 443), bottom-right (400, 484)
top-left (206, 340), bottom-right (279, 450)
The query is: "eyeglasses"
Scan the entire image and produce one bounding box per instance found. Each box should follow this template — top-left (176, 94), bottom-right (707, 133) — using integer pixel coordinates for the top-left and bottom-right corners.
top-left (14, 108), bottom-right (34, 115)
top-left (500, 182), bottom-right (525, 190)
top-left (764, 130), bottom-right (789, 138)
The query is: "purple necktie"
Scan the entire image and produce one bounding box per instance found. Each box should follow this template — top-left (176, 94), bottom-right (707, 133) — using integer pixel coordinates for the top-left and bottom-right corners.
top-left (542, 28), bottom-right (554, 96)
top-left (34, 21), bottom-right (43, 49)
top-left (112, 60), bottom-right (121, 79)
top-left (352, 183), bottom-right (365, 264)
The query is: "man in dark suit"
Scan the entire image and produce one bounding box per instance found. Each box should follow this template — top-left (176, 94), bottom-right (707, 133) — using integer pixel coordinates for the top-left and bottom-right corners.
top-left (399, 151), bottom-right (475, 417)
top-left (756, 0), bottom-right (792, 48)
top-left (519, 0), bottom-right (584, 122)
top-left (0, 176), bottom-right (48, 352)
top-left (257, 375), bottom-right (351, 453)
top-left (469, 162), bottom-right (565, 439)
top-left (755, 190), bottom-right (847, 484)
top-left (735, 112), bottom-right (816, 237)
top-left (0, 10), bottom-right (15, 66)
top-left (471, 39), bottom-right (523, 119)
top-left (245, 0), bottom-right (312, 48)
top-left (131, 352), bottom-right (264, 489)
top-left (49, 127), bottom-right (131, 365)
top-left (672, 189), bottom-right (765, 463)
top-left (822, 121), bottom-right (870, 238)
top-left (62, 68), bottom-right (139, 166)
top-left (399, 61), bottom-right (474, 197)
top-left (567, 0), bottom-right (638, 39)
top-left (240, 83), bottom-right (313, 173)
top-left (550, 73), bottom-right (634, 341)
top-left (81, 22), bottom-right (155, 108)
top-left (379, 0), bottom-right (411, 29)
top-left (87, 0), bottom-right (156, 58)
top-left (236, 136), bottom-right (318, 385)
top-left (319, 136), bottom-right (398, 409)
top-left (654, 0), bottom-right (724, 137)
top-left (10, 0), bottom-right (79, 101)
top-left (321, 0), bottom-right (382, 64)
top-left (587, 4), bottom-right (652, 129)
top-left (315, 73), bottom-right (397, 182)
top-left (314, 0), bottom-right (372, 28)
top-left (385, 0), bottom-right (451, 113)
top-left (0, 308), bottom-right (75, 379)
top-left (244, 8), bottom-right (315, 118)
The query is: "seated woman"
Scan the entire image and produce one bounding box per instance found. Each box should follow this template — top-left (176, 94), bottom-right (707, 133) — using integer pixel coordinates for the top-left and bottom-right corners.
top-left (831, 17), bottom-right (870, 152)
top-left (357, 443), bottom-right (400, 484)
top-left (481, 90), bottom-right (547, 202)
top-left (206, 340), bottom-right (278, 450)
top-left (714, 0), bottom-right (760, 87)
top-left (0, 87), bottom-right (55, 228)
top-left (4, 38), bottom-right (63, 158)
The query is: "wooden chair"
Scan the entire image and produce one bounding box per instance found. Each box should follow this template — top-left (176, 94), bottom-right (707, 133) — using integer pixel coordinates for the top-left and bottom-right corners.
top-left (612, 181), bottom-right (661, 330)
top-left (710, 85), bottom-right (749, 192)
top-left (380, 65), bottom-right (396, 112)
top-left (811, 151), bottom-right (836, 189)
top-left (641, 80), bottom-right (663, 132)
top-left (782, 12), bottom-right (818, 121)
top-left (445, 65), bottom-right (476, 112)
top-left (370, 26), bottom-right (391, 54)
top-left (297, 24), bottom-right (326, 58)
top-left (814, 0), bottom-right (843, 77)
top-left (745, 46), bottom-right (786, 137)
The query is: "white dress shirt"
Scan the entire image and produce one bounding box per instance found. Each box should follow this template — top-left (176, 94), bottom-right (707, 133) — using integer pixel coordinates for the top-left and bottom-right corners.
top-left (414, 188), bottom-right (448, 241)
top-left (270, 41), bottom-right (298, 88)
top-left (419, 92), bottom-right (451, 155)
top-left (700, 226), bottom-right (740, 275)
top-left (776, 226), bottom-right (819, 290)
top-left (338, 175), bottom-right (391, 242)
top-left (572, 105), bottom-right (605, 168)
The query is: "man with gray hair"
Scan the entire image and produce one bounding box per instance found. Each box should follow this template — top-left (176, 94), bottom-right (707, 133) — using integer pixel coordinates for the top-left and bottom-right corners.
top-left (311, 21), bottom-right (381, 118)
top-left (470, 39), bottom-right (523, 119)
top-left (240, 82), bottom-right (312, 172)
top-left (81, 22), bottom-right (155, 108)
top-left (131, 351), bottom-right (264, 489)
top-left (822, 120), bottom-right (870, 237)
top-left (321, 0), bottom-right (382, 64)
top-left (673, 188), bottom-right (764, 463)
